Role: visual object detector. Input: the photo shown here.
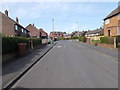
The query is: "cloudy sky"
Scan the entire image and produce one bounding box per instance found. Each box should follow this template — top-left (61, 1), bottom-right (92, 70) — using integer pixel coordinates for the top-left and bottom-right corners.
top-left (0, 2), bottom-right (118, 34)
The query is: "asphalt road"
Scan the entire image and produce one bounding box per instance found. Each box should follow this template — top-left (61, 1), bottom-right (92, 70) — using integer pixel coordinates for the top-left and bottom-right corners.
top-left (13, 40), bottom-right (118, 88)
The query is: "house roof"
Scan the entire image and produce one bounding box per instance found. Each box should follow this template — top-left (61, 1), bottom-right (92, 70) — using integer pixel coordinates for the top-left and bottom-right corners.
top-left (0, 11), bottom-right (29, 32)
top-left (39, 28), bottom-right (47, 36)
top-left (26, 24), bottom-right (40, 37)
top-left (104, 6), bottom-right (120, 20)
top-left (86, 28), bottom-right (103, 35)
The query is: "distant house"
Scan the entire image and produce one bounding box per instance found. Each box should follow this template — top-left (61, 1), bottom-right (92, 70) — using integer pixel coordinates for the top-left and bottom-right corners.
top-left (0, 10), bottom-right (29, 37)
top-left (39, 28), bottom-right (48, 39)
top-left (71, 31), bottom-right (79, 37)
top-left (39, 28), bottom-right (48, 44)
top-left (63, 33), bottom-right (71, 38)
top-left (71, 31), bottom-right (87, 37)
top-left (85, 28), bottom-right (104, 37)
top-left (26, 24), bottom-right (48, 44)
top-left (79, 31), bottom-right (87, 36)
top-left (26, 24), bottom-right (40, 38)
top-left (49, 31), bottom-right (64, 40)
top-left (104, 6), bottom-right (120, 36)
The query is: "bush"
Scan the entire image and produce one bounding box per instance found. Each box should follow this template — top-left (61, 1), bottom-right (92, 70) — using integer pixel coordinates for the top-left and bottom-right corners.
top-left (2, 37), bottom-right (29, 55)
top-left (59, 37), bottom-right (71, 40)
top-left (81, 36), bottom-right (86, 42)
top-left (29, 38), bottom-right (41, 47)
top-left (78, 36), bottom-right (82, 41)
top-left (2, 37), bottom-right (41, 55)
top-left (92, 40), bottom-right (100, 43)
top-left (100, 36), bottom-right (114, 44)
top-left (71, 36), bottom-right (79, 39)
top-left (78, 36), bottom-right (86, 42)
top-left (118, 43), bottom-right (120, 48)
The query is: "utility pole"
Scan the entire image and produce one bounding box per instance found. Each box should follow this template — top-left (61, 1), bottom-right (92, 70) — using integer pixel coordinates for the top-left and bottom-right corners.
top-left (52, 19), bottom-right (55, 41)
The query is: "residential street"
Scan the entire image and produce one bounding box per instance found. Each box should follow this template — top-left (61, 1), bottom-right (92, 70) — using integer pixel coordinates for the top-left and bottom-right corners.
top-left (13, 40), bottom-right (118, 88)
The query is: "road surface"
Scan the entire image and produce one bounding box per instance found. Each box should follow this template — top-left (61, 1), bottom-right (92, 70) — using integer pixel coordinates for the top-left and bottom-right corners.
top-left (13, 40), bottom-right (118, 88)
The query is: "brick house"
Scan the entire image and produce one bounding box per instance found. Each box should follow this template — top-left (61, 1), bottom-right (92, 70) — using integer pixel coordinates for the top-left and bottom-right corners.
top-left (104, 6), bottom-right (120, 36)
top-left (26, 24), bottom-right (48, 39)
top-left (39, 28), bottom-right (48, 44)
top-left (85, 27), bottom-right (104, 37)
top-left (0, 10), bottom-right (30, 37)
top-left (71, 31), bottom-right (87, 37)
top-left (49, 31), bottom-right (65, 40)
top-left (39, 28), bottom-right (48, 39)
top-left (26, 24), bottom-right (40, 38)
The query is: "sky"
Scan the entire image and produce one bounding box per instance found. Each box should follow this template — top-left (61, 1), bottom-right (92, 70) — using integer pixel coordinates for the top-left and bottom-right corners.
top-left (0, 2), bottom-right (119, 34)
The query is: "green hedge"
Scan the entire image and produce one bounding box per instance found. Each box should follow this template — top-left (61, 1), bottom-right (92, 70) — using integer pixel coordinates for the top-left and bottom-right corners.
top-left (29, 38), bottom-right (41, 47)
top-left (2, 37), bottom-right (41, 55)
top-left (71, 36), bottom-right (79, 39)
top-left (92, 40), bottom-right (100, 43)
top-left (78, 36), bottom-right (82, 41)
top-left (118, 43), bottom-right (120, 48)
top-left (78, 36), bottom-right (86, 42)
top-left (59, 37), bottom-right (71, 40)
top-left (100, 36), bottom-right (114, 44)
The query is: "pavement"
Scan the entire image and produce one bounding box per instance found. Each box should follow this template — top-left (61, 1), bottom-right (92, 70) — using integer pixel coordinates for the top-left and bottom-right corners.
top-left (2, 42), bottom-right (57, 88)
top-left (11, 40), bottom-right (118, 88)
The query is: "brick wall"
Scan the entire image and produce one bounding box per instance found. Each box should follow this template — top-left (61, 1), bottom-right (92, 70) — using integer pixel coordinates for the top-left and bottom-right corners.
top-left (97, 43), bottom-right (114, 49)
top-left (1, 13), bottom-right (15, 37)
top-left (104, 15), bottom-right (119, 36)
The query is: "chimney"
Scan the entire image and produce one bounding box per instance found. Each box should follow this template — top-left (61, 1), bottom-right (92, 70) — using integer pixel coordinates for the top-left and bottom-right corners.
top-left (5, 10), bottom-right (8, 16)
top-left (16, 17), bottom-right (19, 23)
top-left (33, 23), bottom-right (34, 26)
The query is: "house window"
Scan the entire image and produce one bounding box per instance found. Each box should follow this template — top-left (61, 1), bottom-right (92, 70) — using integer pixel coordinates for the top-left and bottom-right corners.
top-left (118, 14), bottom-right (120, 20)
top-left (15, 25), bottom-right (18, 30)
top-left (24, 30), bottom-right (26, 34)
top-left (22, 28), bottom-right (24, 33)
top-left (105, 19), bottom-right (110, 24)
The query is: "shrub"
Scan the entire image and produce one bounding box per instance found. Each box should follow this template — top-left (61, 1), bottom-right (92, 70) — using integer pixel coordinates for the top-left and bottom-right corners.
top-left (100, 36), bottom-right (114, 44)
top-left (71, 36), bottom-right (79, 39)
top-left (81, 36), bottom-right (86, 42)
top-left (29, 38), bottom-right (41, 47)
top-left (78, 36), bottom-right (82, 41)
top-left (92, 40), bottom-right (100, 43)
top-left (78, 36), bottom-right (86, 42)
top-left (118, 43), bottom-right (120, 48)
top-left (2, 37), bottom-right (41, 55)
top-left (2, 37), bottom-right (29, 55)
top-left (59, 37), bottom-right (64, 40)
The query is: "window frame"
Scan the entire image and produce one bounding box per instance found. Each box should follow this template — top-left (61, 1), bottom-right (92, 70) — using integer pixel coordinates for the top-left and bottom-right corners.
top-left (22, 28), bottom-right (24, 33)
top-left (15, 24), bottom-right (18, 30)
top-left (105, 19), bottom-right (110, 24)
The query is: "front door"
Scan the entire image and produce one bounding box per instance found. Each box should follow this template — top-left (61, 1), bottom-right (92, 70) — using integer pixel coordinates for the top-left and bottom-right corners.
top-left (108, 30), bottom-right (110, 36)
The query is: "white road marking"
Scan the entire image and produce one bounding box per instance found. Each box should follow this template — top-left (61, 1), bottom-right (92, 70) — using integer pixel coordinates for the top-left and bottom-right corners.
top-left (57, 46), bottom-right (62, 48)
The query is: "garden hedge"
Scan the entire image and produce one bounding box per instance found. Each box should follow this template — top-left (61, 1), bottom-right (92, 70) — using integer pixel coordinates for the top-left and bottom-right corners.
top-left (71, 36), bottom-right (79, 39)
top-left (100, 36), bottom-right (114, 44)
top-left (2, 37), bottom-right (41, 55)
top-left (78, 36), bottom-right (86, 42)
